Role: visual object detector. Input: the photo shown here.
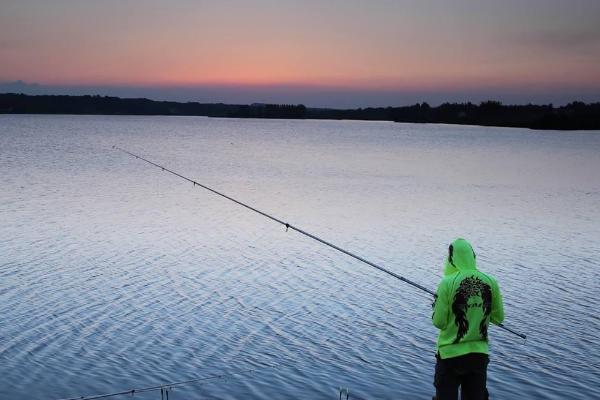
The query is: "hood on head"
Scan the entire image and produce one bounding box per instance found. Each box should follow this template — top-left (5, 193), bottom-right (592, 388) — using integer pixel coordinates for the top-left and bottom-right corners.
top-left (444, 238), bottom-right (477, 274)
top-left (443, 258), bottom-right (458, 276)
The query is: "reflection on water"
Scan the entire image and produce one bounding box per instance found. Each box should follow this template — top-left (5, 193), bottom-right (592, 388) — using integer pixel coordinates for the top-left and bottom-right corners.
top-left (1, 115), bottom-right (599, 399)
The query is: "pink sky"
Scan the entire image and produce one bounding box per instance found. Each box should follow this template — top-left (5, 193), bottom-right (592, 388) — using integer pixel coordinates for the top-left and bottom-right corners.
top-left (1, 0), bottom-right (599, 106)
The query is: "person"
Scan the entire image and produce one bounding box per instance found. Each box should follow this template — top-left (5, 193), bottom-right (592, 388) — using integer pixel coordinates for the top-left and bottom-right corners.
top-left (432, 238), bottom-right (504, 400)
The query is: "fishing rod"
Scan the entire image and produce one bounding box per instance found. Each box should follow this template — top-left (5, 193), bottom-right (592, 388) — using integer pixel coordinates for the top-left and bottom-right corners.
top-left (113, 146), bottom-right (526, 340)
top-left (56, 366), bottom-right (268, 400)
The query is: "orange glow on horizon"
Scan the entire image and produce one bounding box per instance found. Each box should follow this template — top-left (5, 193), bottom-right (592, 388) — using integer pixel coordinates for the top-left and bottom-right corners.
top-left (1, 1), bottom-right (599, 101)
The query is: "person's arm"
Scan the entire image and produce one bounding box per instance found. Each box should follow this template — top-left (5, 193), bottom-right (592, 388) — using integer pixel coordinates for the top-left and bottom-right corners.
top-left (432, 279), bottom-right (449, 329)
top-left (490, 278), bottom-right (504, 325)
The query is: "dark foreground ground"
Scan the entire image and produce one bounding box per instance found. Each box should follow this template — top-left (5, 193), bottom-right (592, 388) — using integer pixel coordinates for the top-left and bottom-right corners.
top-left (1, 93), bottom-right (599, 130)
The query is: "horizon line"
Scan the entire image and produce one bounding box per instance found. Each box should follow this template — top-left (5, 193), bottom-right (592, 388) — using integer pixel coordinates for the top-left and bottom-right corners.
top-left (3, 91), bottom-right (599, 110)
top-left (2, 79), bottom-right (600, 109)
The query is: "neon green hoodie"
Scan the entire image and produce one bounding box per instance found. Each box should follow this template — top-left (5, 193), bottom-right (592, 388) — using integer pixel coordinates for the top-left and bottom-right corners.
top-left (432, 238), bottom-right (504, 359)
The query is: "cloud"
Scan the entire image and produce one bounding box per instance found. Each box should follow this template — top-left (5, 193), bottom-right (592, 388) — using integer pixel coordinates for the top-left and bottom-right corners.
top-left (516, 28), bottom-right (600, 52)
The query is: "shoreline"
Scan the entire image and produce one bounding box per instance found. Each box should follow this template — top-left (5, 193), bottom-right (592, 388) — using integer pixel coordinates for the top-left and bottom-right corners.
top-left (1, 93), bottom-right (599, 131)
top-left (6, 112), bottom-right (600, 133)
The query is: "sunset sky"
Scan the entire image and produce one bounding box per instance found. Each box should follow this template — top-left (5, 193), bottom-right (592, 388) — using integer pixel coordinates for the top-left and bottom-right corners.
top-left (1, 0), bottom-right (599, 107)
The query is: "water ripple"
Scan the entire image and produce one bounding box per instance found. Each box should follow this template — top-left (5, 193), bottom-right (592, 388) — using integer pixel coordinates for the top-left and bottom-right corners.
top-left (1, 115), bottom-right (599, 399)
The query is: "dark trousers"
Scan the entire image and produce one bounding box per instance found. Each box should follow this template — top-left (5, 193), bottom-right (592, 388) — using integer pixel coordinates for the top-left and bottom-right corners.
top-left (434, 353), bottom-right (489, 400)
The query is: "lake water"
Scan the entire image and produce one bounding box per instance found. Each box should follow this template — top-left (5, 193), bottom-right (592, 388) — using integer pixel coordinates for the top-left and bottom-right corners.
top-left (1, 115), bottom-right (599, 399)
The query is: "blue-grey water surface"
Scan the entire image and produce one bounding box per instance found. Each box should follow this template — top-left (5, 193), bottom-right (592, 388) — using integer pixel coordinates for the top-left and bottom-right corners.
top-left (1, 115), bottom-right (599, 399)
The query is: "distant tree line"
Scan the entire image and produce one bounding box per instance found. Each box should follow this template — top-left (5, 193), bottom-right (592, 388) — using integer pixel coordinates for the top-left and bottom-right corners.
top-left (1, 93), bottom-right (598, 130)
top-left (0, 94), bottom-right (240, 117)
top-left (310, 100), bottom-right (600, 130)
top-left (232, 103), bottom-right (307, 119)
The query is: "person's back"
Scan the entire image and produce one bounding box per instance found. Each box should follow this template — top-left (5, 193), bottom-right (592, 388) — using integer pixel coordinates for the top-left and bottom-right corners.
top-left (432, 238), bottom-right (504, 400)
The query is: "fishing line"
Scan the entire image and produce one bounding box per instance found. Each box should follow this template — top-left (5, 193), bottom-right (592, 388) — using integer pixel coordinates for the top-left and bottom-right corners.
top-left (113, 146), bottom-right (526, 340)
